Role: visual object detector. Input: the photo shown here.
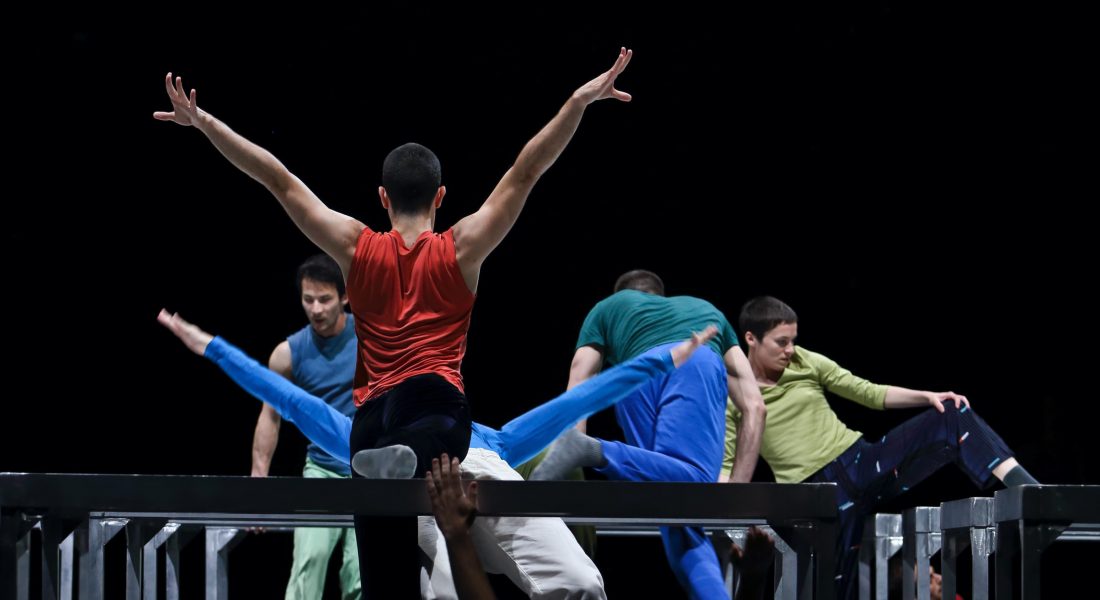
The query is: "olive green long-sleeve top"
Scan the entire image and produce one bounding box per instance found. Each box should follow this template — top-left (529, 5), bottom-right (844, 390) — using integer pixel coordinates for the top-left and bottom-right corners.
top-left (722, 346), bottom-right (887, 483)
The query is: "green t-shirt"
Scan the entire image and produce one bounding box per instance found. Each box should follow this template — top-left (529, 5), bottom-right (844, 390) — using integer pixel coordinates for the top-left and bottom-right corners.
top-left (722, 346), bottom-right (887, 483)
top-left (577, 290), bottom-right (738, 366)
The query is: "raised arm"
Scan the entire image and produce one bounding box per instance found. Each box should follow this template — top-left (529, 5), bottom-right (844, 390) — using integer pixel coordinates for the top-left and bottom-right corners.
top-left (154, 73), bottom-right (365, 273)
top-left (452, 48), bottom-right (633, 288)
top-left (724, 346), bottom-right (766, 483)
top-left (427, 455), bottom-right (496, 600)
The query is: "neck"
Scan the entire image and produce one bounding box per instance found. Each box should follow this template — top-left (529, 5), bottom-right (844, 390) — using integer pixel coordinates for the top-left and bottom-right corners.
top-left (748, 353), bottom-right (783, 384)
top-left (390, 211), bottom-right (434, 241)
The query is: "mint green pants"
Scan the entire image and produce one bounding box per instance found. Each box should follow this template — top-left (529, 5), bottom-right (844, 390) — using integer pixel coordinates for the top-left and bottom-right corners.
top-left (285, 460), bottom-right (361, 600)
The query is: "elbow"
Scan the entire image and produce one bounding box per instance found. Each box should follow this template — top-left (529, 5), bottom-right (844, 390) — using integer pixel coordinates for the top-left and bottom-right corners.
top-left (567, 368), bottom-right (591, 389)
top-left (567, 364), bottom-right (597, 390)
top-left (512, 140), bottom-right (551, 184)
top-left (510, 163), bottom-right (540, 187)
top-left (254, 161), bottom-right (296, 197)
top-left (569, 356), bottom-right (595, 378)
top-left (267, 168), bottom-right (295, 196)
top-left (743, 399), bottom-right (767, 423)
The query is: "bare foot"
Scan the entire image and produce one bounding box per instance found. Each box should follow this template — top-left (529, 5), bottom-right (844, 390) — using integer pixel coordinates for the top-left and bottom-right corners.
top-left (670, 324), bottom-right (719, 368)
top-left (157, 309), bottom-right (214, 355)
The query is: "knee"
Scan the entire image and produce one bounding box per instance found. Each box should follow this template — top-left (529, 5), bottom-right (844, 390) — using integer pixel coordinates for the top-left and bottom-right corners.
top-left (926, 401), bottom-right (968, 422)
top-left (684, 460), bottom-right (717, 484)
top-left (940, 401), bottom-right (963, 414)
top-left (552, 570), bottom-right (605, 600)
top-left (293, 544), bottom-right (333, 569)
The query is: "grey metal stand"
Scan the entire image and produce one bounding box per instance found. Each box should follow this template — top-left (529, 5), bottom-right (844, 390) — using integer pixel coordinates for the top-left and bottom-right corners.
top-left (940, 497), bottom-right (994, 600)
top-left (901, 506), bottom-right (940, 600)
top-left (858, 513), bottom-right (902, 600)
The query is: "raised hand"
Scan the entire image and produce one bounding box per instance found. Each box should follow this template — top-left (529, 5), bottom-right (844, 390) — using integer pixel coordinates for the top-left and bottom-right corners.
top-left (153, 72), bottom-right (202, 127)
top-left (572, 47), bottom-right (633, 105)
top-left (426, 454), bottom-right (479, 540)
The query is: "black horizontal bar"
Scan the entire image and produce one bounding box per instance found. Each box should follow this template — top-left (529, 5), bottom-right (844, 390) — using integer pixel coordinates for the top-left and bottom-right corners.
top-left (993, 485), bottom-right (1100, 522)
top-left (1, 473), bottom-right (837, 524)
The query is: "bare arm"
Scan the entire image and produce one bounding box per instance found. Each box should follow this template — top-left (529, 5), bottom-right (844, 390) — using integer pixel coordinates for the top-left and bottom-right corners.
top-left (251, 342), bottom-right (291, 477)
top-left (884, 386), bottom-right (970, 413)
top-left (453, 48), bottom-right (633, 290)
top-left (427, 455), bottom-right (496, 600)
top-left (566, 346), bottom-right (605, 434)
top-left (154, 73), bottom-right (365, 273)
top-left (724, 346), bottom-right (766, 483)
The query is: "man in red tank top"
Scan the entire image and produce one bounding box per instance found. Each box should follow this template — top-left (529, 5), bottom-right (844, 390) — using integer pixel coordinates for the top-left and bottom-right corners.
top-left (156, 47), bottom-right (633, 598)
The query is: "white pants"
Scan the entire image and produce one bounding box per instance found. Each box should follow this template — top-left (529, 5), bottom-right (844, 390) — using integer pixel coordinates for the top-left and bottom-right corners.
top-left (419, 448), bottom-right (606, 599)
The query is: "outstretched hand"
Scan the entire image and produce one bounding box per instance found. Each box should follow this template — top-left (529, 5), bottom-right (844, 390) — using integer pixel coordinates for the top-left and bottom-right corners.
top-left (426, 454), bottom-right (479, 540)
top-left (156, 309), bottom-right (214, 356)
top-left (153, 72), bottom-right (202, 127)
top-left (573, 47), bottom-right (633, 105)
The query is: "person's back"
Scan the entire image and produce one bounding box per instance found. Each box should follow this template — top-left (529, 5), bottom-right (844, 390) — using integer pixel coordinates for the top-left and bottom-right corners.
top-left (580, 289), bottom-right (737, 366)
top-left (347, 228), bottom-right (474, 404)
top-left (155, 48), bottom-right (635, 598)
top-left (535, 271), bottom-right (765, 600)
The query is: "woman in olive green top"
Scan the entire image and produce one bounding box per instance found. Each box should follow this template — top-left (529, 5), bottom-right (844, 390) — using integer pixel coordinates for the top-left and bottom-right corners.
top-left (723, 296), bottom-right (1038, 600)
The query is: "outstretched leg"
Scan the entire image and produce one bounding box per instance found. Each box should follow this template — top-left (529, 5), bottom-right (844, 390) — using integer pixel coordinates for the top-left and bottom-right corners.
top-left (529, 327), bottom-right (719, 479)
top-left (157, 310), bottom-right (353, 464)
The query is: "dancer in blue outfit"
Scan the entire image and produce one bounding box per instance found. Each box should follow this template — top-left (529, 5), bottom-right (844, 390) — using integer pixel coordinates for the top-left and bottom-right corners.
top-left (157, 308), bottom-right (717, 599)
top-left (158, 309), bottom-right (715, 469)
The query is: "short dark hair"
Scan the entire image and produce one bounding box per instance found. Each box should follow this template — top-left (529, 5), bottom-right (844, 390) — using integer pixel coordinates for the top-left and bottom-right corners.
top-left (296, 254), bottom-right (345, 297)
top-left (381, 143), bottom-right (442, 216)
top-left (738, 296), bottom-right (798, 340)
top-left (613, 270), bottom-right (665, 296)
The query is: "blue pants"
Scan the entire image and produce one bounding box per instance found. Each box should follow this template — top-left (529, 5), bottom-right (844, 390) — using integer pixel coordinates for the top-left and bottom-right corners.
top-left (807, 402), bottom-right (1015, 600)
top-left (203, 337), bottom-right (679, 595)
top-left (474, 347), bottom-right (674, 466)
top-left (595, 342), bottom-right (730, 600)
top-left (204, 336), bottom-right (674, 469)
top-left (206, 337), bottom-right (355, 463)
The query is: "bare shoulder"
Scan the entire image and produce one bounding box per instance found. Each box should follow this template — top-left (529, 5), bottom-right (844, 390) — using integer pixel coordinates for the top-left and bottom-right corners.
top-left (268, 341), bottom-right (293, 378)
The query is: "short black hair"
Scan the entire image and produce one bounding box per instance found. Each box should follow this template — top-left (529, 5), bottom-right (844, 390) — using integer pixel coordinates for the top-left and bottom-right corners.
top-left (296, 254), bottom-right (345, 297)
top-left (738, 296), bottom-right (798, 340)
top-left (381, 143), bottom-right (442, 216)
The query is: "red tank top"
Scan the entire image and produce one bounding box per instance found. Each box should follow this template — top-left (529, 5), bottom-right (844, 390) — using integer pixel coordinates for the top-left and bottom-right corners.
top-left (346, 227), bottom-right (476, 405)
